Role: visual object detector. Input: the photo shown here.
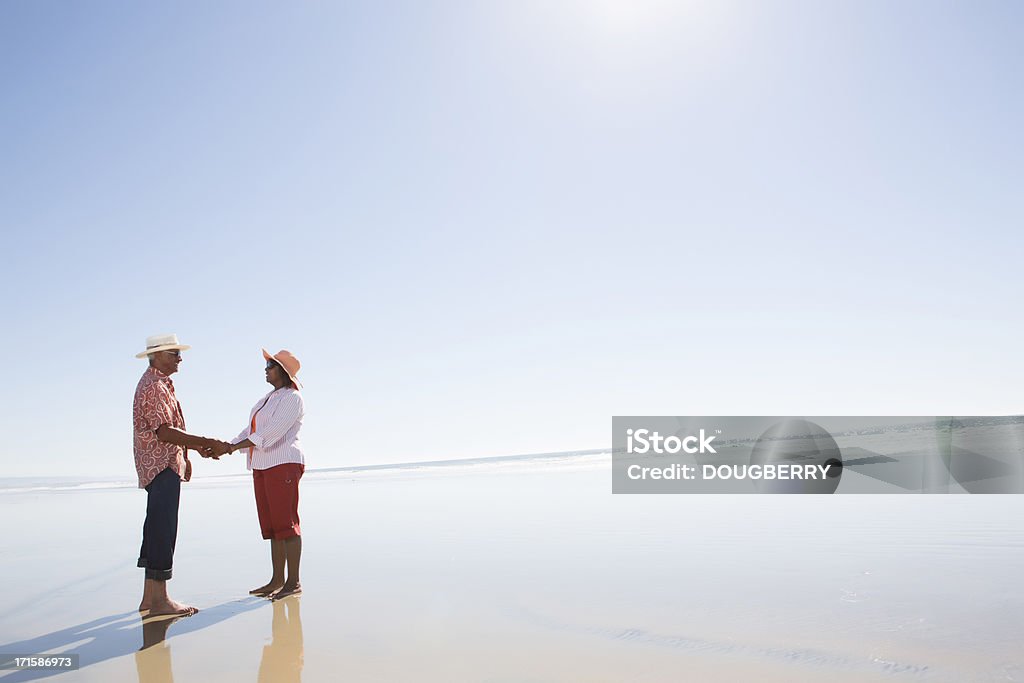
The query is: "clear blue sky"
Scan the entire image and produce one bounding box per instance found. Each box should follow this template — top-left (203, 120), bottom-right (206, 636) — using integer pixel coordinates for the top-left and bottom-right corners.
top-left (2, 1), bottom-right (1021, 478)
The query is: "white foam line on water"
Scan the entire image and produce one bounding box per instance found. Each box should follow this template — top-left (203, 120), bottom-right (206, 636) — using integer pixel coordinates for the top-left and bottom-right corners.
top-left (0, 450), bottom-right (613, 494)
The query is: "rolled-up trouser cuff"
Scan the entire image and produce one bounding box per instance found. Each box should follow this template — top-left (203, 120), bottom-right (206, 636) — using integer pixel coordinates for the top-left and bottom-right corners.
top-left (145, 567), bottom-right (173, 581)
top-left (137, 558), bottom-right (173, 581)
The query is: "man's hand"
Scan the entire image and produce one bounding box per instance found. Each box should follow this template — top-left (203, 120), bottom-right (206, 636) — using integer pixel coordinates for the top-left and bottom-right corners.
top-left (196, 438), bottom-right (215, 459)
top-left (198, 439), bottom-right (233, 459)
top-left (197, 438), bottom-right (218, 459)
top-left (183, 458), bottom-right (193, 482)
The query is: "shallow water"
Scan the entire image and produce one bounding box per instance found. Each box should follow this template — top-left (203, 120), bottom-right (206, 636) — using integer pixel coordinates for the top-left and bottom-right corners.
top-left (1, 458), bottom-right (1022, 682)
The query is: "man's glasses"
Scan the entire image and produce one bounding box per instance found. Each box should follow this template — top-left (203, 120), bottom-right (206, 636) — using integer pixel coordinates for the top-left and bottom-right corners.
top-left (162, 351), bottom-right (182, 360)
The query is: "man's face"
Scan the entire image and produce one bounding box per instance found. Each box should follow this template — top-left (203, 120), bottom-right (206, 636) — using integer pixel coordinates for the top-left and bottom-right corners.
top-left (151, 349), bottom-right (182, 375)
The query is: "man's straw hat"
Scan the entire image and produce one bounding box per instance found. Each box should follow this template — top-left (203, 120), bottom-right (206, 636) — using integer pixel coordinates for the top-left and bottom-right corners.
top-left (136, 333), bottom-right (191, 359)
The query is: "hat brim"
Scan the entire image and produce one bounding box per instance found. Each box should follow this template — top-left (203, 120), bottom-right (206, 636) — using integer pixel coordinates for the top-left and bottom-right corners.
top-left (136, 344), bottom-right (191, 359)
top-left (263, 348), bottom-right (303, 389)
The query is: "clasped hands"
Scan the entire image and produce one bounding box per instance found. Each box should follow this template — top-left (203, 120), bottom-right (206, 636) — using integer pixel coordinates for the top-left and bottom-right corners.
top-left (197, 438), bottom-right (236, 460)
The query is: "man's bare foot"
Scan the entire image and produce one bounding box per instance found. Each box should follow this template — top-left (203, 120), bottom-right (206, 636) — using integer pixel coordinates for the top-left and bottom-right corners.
top-left (138, 602), bottom-right (151, 613)
top-left (271, 582), bottom-right (301, 601)
top-left (147, 598), bottom-right (198, 618)
top-left (250, 581), bottom-right (284, 597)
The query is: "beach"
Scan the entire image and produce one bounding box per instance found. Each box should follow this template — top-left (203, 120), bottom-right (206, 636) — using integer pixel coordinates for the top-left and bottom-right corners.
top-left (1, 454), bottom-right (1022, 682)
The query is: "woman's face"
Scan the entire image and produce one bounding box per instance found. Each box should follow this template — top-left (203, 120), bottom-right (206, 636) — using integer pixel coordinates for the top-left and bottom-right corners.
top-left (266, 360), bottom-right (283, 385)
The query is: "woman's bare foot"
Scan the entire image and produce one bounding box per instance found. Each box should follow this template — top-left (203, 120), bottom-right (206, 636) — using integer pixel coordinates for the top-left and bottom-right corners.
top-left (271, 582), bottom-right (301, 600)
top-left (249, 580), bottom-right (284, 597)
top-left (147, 598), bottom-right (198, 618)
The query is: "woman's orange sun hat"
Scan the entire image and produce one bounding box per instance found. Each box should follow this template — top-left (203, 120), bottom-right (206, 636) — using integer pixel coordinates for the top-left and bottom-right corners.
top-left (263, 348), bottom-right (302, 389)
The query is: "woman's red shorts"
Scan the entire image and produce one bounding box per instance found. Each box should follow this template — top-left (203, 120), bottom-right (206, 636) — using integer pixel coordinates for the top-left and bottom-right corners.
top-left (253, 463), bottom-right (304, 540)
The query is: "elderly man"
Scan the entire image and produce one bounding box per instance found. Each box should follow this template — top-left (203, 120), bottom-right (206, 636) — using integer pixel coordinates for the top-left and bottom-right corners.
top-left (133, 333), bottom-right (228, 617)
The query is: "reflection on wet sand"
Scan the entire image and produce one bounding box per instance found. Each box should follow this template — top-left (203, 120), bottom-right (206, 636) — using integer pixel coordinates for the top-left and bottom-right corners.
top-left (258, 598), bottom-right (303, 683)
top-left (135, 614), bottom-right (183, 683)
top-left (132, 599), bottom-right (302, 683)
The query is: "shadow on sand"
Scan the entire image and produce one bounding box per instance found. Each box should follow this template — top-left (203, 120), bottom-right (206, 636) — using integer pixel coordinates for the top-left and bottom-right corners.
top-left (0, 598), bottom-right (269, 682)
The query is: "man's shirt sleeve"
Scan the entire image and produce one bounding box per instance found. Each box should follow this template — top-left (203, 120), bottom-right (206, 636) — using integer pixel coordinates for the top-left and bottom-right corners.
top-left (134, 382), bottom-right (176, 435)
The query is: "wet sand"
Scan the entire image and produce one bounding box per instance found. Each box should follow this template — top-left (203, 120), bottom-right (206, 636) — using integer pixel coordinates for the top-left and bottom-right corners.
top-left (1, 458), bottom-right (1022, 682)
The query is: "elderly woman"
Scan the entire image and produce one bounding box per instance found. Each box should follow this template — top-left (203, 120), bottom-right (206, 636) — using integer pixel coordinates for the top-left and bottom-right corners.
top-left (225, 349), bottom-right (306, 600)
